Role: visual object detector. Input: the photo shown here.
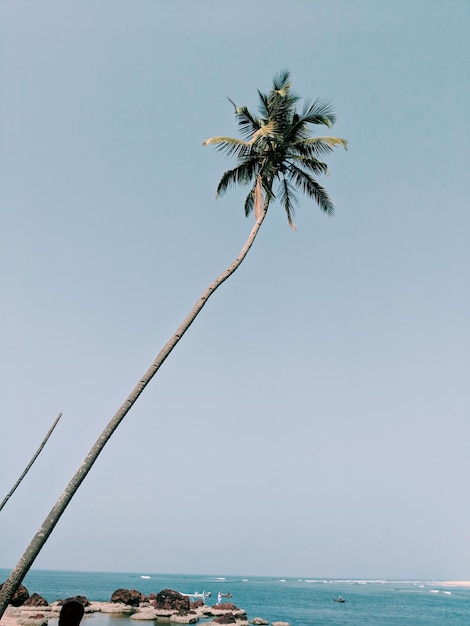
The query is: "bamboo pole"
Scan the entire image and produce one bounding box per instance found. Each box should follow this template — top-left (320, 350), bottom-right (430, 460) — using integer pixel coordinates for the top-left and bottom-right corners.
top-left (0, 412), bottom-right (62, 512)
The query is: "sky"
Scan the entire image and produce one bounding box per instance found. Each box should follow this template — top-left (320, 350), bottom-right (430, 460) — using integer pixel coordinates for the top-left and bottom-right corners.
top-left (1, 0), bottom-right (469, 581)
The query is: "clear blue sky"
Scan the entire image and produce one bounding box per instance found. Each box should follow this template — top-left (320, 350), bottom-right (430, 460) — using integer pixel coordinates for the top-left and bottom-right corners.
top-left (1, 0), bottom-right (469, 580)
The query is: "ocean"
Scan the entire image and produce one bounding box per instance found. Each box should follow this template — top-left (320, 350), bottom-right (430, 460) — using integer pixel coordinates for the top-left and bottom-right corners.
top-left (2, 569), bottom-right (470, 626)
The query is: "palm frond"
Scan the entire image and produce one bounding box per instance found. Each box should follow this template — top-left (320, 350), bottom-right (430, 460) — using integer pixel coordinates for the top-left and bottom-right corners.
top-left (216, 162), bottom-right (256, 197)
top-left (272, 69), bottom-right (291, 92)
top-left (287, 164), bottom-right (335, 215)
top-left (267, 82), bottom-right (299, 129)
top-left (300, 98), bottom-right (337, 127)
top-left (292, 136), bottom-right (348, 157)
top-left (249, 121), bottom-right (276, 145)
top-left (277, 176), bottom-right (298, 230)
top-left (230, 102), bottom-right (263, 141)
top-left (203, 136), bottom-right (252, 159)
top-left (287, 155), bottom-right (329, 176)
top-left (244, 187), bottom-right (255, 217)
top-left (257, 89), bottom-right (269, 119)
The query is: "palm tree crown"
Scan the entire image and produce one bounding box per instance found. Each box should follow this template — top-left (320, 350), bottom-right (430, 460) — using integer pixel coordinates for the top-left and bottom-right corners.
top-left (203, 70), bottom-right (347, 229)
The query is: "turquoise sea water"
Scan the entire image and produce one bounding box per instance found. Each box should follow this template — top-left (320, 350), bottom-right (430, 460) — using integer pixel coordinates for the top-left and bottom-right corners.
top-left (2, 569), bottom-right (470, 626)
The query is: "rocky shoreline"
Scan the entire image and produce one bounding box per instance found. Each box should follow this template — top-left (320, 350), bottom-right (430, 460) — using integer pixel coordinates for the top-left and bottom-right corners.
top-left (0, 587), bottom-right (289, 626)
top-left (1, 601), bottom-right (252, 626)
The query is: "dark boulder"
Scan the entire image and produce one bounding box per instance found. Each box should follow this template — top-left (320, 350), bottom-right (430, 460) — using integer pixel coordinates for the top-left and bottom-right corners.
top-left (214, 615), bottom-right (237, 624)
top-left (111, 589), bottom-right (145, 606)
top-left (0, 583), bottom-right (29, 606)
top-left (153, 589), bottom-right (189, 612)
top-left (190, 599), bottom-right (204, 609)
top-left (58, 596), bottom-right (90, 607)
top-left (24, 594), bottom-right (49, 607)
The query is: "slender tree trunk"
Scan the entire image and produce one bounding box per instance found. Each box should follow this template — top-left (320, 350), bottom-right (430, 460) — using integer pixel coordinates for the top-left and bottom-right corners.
top-left (0, 413), bottom-right (62, 513)
top-left (0, 208), bottom-right (268, 617)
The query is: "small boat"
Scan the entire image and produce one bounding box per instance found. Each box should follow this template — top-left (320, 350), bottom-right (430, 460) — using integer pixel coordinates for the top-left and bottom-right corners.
top-left (333, 595), bottom-right (345, 603)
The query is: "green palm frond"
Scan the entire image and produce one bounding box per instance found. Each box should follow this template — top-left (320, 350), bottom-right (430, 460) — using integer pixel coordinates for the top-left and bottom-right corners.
top-left (267, 78), bottom-right (299, 130)
top-left (272, 69), bottom-right (291, 93)
top-left (216, 162), bottom-right (256, 197)
top-left (228, 100), bottom-right (262, 141)
top-left (257, 89), bottom-right (270, 118)
top-left (278, 176), bottom-right (298, 230)
top-left (288, 156), bottom-right (329, 176)
top-left (287, 164), bottom-right (335, 215)
top-left (300, 98), bottom-right (337, 127)
top-left (244, 186), bottom-right (255, 217)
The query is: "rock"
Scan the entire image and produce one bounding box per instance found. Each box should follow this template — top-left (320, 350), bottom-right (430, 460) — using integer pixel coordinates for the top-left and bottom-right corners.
top-left (211, 607), bottom-right (246, 620)
top-left (190, 599), bottom-right (204, 609)
top-left (24, 594), bottom-right (49, 607)
top-left (169, 615), bottom-right (198, 624)
top-left (150, 608), bottom-right (173, 618)
top-left (153, 589), bottom-right (190, 612)
top-left (18, 618), bottom-right (48, 626)
top-left (58, 596), bottom-right (90, 607)
top-left (130, 608), bottom-right (159, 620)
top-left (204, 622), bottom-right (248, 626)
top-left (111, 589), bottom-right (146, 606)
top-left (101, 603), bottom-right (136, 614)
top-left (214, 603), bottom-right (239, 611)
top-left (250, 620), bottom-right (268, 625)
top-left (272, 622), bottom-right (290, 626)
top-left (0, 583), bottom-right (30, 607)
top-left (83, 603), bottom-right (102, 614)
top-left (214, 615), bottom-right (237, 624)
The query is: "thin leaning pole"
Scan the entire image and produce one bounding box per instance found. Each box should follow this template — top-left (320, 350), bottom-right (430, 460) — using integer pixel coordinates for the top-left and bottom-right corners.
top-left (0, 412), bottom-right (63, 512)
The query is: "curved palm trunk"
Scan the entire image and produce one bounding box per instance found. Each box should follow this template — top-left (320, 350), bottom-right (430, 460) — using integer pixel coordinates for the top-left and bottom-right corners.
top-left (0, 208), bottom-right (268, 617)
top-left (0, 413), bottom-right (62, 513)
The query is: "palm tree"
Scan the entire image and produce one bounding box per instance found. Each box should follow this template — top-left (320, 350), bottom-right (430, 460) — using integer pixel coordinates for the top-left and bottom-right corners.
top-left (0, 70), bottom-right (346, 617)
